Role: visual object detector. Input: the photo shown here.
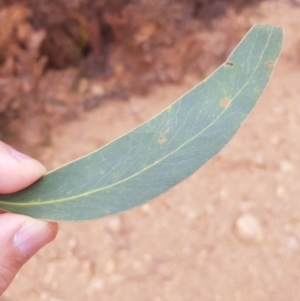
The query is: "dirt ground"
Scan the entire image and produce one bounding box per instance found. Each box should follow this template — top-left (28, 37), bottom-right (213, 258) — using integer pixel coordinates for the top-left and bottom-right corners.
top-left (2, 0), bottom-right (300, 300)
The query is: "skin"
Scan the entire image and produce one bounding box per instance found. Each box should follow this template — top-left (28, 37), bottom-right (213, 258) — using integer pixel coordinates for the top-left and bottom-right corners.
top-left (0, 141), bottom-right (58, 296)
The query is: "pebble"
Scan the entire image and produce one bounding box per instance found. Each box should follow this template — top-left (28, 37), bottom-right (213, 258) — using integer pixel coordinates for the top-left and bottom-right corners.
top-left (86, 278), bottom-right (104, 294)
top-left (287, 236), bottom-right (299, 250)
top-left (91, 83), bottom-right (105, 96)
top-left (105, 217), bottom-right (122, 234)
top-left (219, 188), bottom-right (230, 200)
top-left (276, 185), bottom-right (287, 198)
top-left (67, 237), bottom-right (78, 249)
top-left (141, 203), bottom-right (151, 213)
top-left (235, 213), bottom-right (264, 243)
top-left (253, 152), bottom-right (265, 165)
top-left (280, 160), bottom-right (294, 173)
top-left (270, 134), bottom-right (280, 145)
top-left (105, 259), bottom-right (116, 274)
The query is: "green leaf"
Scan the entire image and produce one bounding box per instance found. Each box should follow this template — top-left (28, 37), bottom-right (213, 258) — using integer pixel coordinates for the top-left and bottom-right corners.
top-left (0, 24), bottom-right (283, 222)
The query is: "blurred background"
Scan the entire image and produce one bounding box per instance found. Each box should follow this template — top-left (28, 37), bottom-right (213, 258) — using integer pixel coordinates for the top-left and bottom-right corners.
top-left (1, 0), bottom-right (300, 300)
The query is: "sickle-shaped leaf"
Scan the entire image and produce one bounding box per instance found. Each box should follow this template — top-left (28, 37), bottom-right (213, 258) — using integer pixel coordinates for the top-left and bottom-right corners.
top-left (0, 24), bottom-right (283, 222)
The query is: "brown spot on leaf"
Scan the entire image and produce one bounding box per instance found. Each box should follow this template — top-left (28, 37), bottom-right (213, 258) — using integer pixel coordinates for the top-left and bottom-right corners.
top-left (158, 136), bottom-right (166, 144)
top-left (225, 61), bottom-right (234, 67)
top-left (220, 98), bottom-right (230, 107)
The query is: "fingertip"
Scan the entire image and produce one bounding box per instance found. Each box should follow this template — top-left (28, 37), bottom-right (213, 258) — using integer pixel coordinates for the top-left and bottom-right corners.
top-left (10, 148), bottom-right (46, 172)
top-left (0, 141), bottom-right (46, 194)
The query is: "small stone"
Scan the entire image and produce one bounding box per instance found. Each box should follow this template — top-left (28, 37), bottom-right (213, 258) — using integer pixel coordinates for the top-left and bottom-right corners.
top-left (40, 292), bottom-right (48, 301)
top-left (132, 260), bottom-right (142, 270)
top-left (219, 188), bottom-right (230, 200)
top-left (141, 203), bottom-right (151, 213)
top-left (283, 223), bottom-right (292, 233)
top-left (186, 211), bottom-right (197, 221)
top-left (105, 259), bottom-right (116, 274)
top-left (91, 84), bottom-right (105, 96)
top-left (280, 160), bottom-right (294, 173)
top-left (67, 237), bottom-right (78, 249)
top-left (276, 185), bottom-right (286, 198)
top-left (287, 236), bottom-right (299, 250)
top-left (105, 217), bottom-right (122, 234)
top-left (86, 278), bottom-right (104, 294)
top-left (270, 134), bottom-right (280, 145)
top-left (253, 152), bottom-right (264, 165)
top-left (143, 253), bottom-right (152, 261)
top-left (235, 213), bottom-right (263, 243)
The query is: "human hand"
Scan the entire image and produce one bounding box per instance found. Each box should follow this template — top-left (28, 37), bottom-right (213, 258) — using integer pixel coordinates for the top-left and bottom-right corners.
top-left (0, 141), bottom-right (58, 296)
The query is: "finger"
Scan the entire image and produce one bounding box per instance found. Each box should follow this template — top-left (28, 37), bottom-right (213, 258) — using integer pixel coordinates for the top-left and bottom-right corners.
top-left (0, 213), bottom-right (58, 295)
top-left (0, 141), bottom-right (46, 194)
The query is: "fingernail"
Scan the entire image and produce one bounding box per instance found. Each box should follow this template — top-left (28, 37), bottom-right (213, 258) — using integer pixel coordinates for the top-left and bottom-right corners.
top-left (10, 149), bottom-right (35, 165)
top-left (14, 220), bottom-right (51, 257)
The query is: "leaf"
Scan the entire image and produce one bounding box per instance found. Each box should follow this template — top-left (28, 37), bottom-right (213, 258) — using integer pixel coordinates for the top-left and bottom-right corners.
top-left (0, 24), bottom-right (283, 222)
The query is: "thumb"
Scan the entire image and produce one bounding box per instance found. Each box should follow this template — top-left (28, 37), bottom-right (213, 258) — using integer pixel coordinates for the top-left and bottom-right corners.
top-left (0, 141), bottom-right (46, 194)
top-left (0, 214), bottom-right (58, 295)
top-left (0, 141), bottom-right (58, 295)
